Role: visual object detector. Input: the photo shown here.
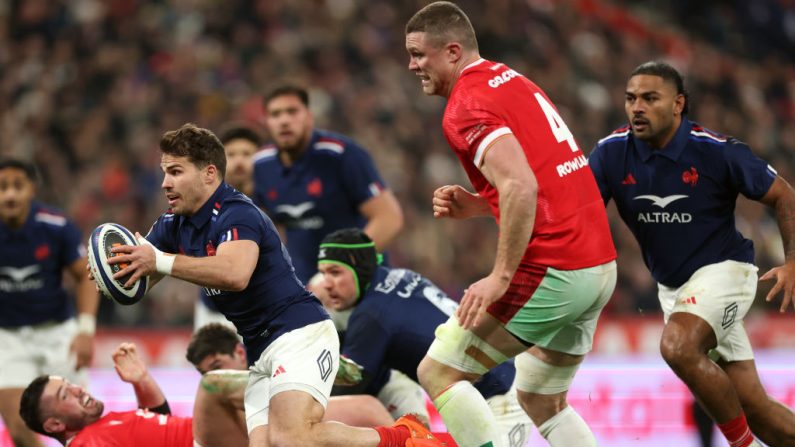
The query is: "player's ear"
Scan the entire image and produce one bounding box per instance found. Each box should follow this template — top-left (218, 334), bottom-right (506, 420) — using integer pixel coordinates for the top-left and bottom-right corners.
top-left (205, 164), bottom-right (218, 183)
top-left (445, 42), bottom-right (463, 63)
top-left (674, 93), bottom-right (685, 116)
top-left (43, 417), bottom-right (65, 435)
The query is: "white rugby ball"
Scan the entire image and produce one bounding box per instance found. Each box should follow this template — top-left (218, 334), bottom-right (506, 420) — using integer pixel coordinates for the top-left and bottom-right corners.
top-left (87, 223), bottom-right (149, 306)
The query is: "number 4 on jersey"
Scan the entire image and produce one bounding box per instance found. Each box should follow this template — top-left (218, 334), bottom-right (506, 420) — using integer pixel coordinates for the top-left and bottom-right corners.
top-left (535, 93), bottom-right (579, 152)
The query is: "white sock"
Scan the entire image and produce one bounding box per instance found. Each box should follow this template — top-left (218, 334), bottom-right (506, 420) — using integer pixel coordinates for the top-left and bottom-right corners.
top-left (537, 406), bottom-right (596, 447)
top-left (434, 381), bottom-right (503, 447)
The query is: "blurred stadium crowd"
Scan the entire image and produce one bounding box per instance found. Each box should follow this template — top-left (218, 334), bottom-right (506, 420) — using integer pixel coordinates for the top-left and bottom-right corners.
top-left (1, 0), bottom-right (793, 326)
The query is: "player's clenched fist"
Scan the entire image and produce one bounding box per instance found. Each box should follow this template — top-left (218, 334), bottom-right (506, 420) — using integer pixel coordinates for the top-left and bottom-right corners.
top-left (432, 184), bottom-right (490, 219)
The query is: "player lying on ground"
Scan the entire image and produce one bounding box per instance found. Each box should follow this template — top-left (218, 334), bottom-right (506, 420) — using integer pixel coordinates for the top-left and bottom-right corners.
top-left (17, 343), bottom-right (244, 447)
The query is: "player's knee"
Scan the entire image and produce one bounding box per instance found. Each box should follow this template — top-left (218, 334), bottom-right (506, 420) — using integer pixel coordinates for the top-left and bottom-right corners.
top-left (517, 389), bottom-right (567, 425)
top-left (417, 355), bottom-right (443, 392)
top-left (417, 356), bottom-right (471, 397)
top-left (659, 332), bottom-right (697, 371)
top-left (514, 353), bottom-right (577, 424)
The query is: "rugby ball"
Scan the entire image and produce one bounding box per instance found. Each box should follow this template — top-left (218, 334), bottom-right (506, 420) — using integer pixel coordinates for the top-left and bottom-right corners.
top-left (87, 223), bottom-right (149, 305)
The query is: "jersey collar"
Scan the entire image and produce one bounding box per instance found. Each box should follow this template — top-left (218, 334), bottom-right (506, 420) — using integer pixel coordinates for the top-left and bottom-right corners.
top-left (186, 183), bottom-right (228, 229)
top-left (633, 118), bottom-right (690, 162)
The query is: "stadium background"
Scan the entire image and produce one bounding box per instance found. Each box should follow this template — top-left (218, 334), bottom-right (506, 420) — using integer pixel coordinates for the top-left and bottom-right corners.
top-left (1, 0), bottom-right (794, 445)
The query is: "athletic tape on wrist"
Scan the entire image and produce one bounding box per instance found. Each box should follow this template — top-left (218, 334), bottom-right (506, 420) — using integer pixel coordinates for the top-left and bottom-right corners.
top-left (77, 313), bottom-right (96, 335)
top-left (138, 236), bottom-right (174, 275)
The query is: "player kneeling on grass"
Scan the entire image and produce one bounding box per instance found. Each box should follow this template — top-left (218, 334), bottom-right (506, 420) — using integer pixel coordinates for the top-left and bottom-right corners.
top-left (186, 322), bottom-right (395, 436)
top-left (315, 228), bottom-right (534, 446)
top-left (18, 343), bottom-right (246, 447)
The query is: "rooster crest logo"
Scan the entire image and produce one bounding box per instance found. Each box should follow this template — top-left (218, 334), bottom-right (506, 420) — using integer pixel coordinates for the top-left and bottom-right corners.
top-left (682, 167), bottom-right (699, 187)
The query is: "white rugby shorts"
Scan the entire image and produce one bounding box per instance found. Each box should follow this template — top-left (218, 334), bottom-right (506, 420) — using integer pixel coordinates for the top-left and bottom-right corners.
top-left (0, 318), bottom-right (87, 389)
top-left (658, 260), bottom-right (757, 362)
top-left (244, 320), bottom-right (339, 433)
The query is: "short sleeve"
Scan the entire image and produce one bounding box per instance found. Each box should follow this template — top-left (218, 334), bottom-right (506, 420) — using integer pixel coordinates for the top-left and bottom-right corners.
top-left (340, 145), bottom-right (387, 207)
top-left (341, 309), bottom-right (391, 375)
top-left (443, 95), bottom-right (510, 169)
top-left (724, 139), bottom-right (777, 200)
top-left (214, 203), bottom-right (264, 246)
top-left (587, 144), bottom-right (613, 205)
top-left (60, 219), bottom-right (84, 265)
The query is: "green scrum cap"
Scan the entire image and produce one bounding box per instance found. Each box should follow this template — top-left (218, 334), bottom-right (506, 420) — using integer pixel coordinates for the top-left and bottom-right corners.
top-left (317, 228), bottom-right (381, 300)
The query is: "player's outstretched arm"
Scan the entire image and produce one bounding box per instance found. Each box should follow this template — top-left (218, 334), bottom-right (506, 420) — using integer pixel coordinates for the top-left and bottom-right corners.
top-left (68, 256), bottom-right (99, 370)
top-left (759, 176), bottom-right (795, 312)
top-left (360, 190), bottom-right (404, 251)
top-left (432, 184), bottom-right (491, 219)
top-left (112, 343), bottom-right (169, 411)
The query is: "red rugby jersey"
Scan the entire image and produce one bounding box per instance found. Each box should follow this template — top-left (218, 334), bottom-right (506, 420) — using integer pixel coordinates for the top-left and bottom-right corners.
top-left (68, 410), bottom-right (192, 447)
top-left (442, 59), bottom-right (615, 270)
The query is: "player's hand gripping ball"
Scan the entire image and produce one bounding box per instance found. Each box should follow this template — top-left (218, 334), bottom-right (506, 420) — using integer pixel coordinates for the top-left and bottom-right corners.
top-left (88, 223), bottom-right (149, 305)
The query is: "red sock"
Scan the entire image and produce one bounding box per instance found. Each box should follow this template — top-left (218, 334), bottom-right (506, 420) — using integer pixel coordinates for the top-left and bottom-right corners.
top-left (375, 426), bottom-right (410, 447)
top-left (717, 413), bottom-right (754, 447)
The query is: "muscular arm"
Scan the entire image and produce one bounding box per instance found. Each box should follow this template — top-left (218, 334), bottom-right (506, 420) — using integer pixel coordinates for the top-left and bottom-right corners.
top-left (113, 239), bottom-right (258, 292)
top-left (759, 176), bottom-right (795, 311)
top-left (359, 190), bottom-right (404, 251)
top-left (69, 257), bottom-right (100, 318)
top-left (480, 134), bottom-right (537, 282)
top-left (170, 240), bottom-right (258, 291)
top-left (760, 176), bottom-right (795, 262)
top-left (456, 134), bottom-right (537, 329)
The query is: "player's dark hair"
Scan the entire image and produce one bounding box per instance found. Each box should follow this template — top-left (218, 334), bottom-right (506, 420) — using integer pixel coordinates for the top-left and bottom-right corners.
top-left (160, 123), bottom-right (227, 180)
top-left (0, 158), bottom-right (37, 181)
top-left (19, 375), bottom-right (51, 436)
top-left (264, 85), bottom-right (309, 109)
top-left (186, 323), bottom-right (241, 369)
top-left (406, 1), bottom-right (479, 52)
top-left (631, 61), bottom-right (690, 115)
top-left (218, 124), bottom-right (263, 147)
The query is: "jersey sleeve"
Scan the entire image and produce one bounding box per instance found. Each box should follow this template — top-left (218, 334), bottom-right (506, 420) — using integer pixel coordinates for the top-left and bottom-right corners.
top-left (214, 202), bottom-right (264, 246)
top-left (60, 218), bottom-right (85, 266)
top-left (144, 214), bottom-right (177, 253)
top-left (724, 139), bottom-right (777, 200)
top-left (340, 308), bottom-right (391, 376)
top-left (587, 144), bottom-right (613, 205)
top-left (340, 144), bottom-right (388, 207)
top-left (444, 95), bottom-right (510, 169)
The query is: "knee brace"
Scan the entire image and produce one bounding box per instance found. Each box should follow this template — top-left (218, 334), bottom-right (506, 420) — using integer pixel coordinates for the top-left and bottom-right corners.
top-left (514, 352), bottom-right (580, 395)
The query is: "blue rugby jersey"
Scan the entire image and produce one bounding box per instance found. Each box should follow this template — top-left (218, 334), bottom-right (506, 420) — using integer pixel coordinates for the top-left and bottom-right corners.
top-left (341, 266), bottom-right (515, 399)
top-left (252, 129), bottom-right (388, 283)
top-left (0, 203), bottom-right (84, 327)
top-left (589, 119), bottom-right (777, 287)
top-left (146, 183), bottom-right (328, 362)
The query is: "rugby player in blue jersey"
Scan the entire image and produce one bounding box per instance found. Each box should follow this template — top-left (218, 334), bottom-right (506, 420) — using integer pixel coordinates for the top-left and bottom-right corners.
top-left (106, 124), bottom-right (444, 447)
top-left (590, 61), bottom-right (795, 447)
top-left (0, 159), bottom-right (98, 447)
top-left (317, 228), bottom-right (534, 446)
top-left (253, 85), bottom-right (403, 284)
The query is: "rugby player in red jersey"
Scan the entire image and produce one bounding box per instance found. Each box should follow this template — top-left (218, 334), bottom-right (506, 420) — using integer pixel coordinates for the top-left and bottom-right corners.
top-left (405, 2), bottom-right (617, 446)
